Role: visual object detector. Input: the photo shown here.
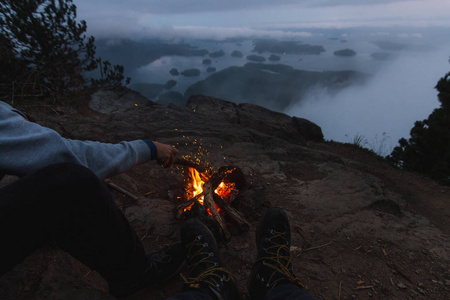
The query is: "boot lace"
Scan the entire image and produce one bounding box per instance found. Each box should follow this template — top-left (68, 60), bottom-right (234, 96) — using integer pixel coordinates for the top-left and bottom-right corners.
top-left (257, 230), bottom-right (304, 288)
top-left (181, 235), bottom-right (235, 290)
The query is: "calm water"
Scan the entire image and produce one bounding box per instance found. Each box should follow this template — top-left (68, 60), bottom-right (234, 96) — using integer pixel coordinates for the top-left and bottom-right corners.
top-left (131, 38), bottom-right (387, 94)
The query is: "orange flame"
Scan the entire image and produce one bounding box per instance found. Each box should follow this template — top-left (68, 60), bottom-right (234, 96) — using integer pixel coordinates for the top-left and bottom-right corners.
top-left (188, 167), bottom-right (206, 204)
top-left (184, 167), bottom-right (237, 215)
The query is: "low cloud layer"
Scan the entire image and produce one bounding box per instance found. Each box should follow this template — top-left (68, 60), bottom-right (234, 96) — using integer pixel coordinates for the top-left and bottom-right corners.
top-left (75, 0), bottom-right (450, 40)
top-left (75, 0), bottom-right (411, 15)
top-left (87, 24), bottom-right (313, 41)
top-left (285, 45), bottom-right (450, 155)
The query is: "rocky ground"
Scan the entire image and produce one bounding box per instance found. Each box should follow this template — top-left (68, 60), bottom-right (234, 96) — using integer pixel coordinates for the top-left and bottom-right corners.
top-left (1, 88), bottom-right (449, 299)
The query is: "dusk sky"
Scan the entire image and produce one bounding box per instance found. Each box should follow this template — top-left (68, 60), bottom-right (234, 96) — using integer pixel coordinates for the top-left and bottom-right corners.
top-left (74, 0), bottom-right (450, 40)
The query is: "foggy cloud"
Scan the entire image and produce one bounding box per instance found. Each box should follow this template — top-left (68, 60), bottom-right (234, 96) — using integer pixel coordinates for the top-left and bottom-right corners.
top-left (75, 0), bottom-right (412, 15)
top-left (74, 0), bottom-right (450, 40)
top-left (285, 45), bottom-right (450, 156)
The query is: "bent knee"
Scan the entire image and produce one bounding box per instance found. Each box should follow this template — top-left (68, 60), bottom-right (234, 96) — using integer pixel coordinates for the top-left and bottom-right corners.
top-left (35, 163), bottom-right (101, 190)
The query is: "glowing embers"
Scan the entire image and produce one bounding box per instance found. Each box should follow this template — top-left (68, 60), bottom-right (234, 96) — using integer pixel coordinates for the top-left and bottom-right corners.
top-left (215, 181), bottom-right (237, 203)
top-left (179, 165), bottom-right (249, 239)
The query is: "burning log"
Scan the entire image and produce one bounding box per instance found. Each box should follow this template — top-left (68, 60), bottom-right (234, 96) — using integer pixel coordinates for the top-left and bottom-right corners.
top-left (202, 179), bottom-right (231, 239)
top-left (177, 193), bottom-right (203, 213)
top-left (213, 194), bottom-right (250, 231)
top-left (176, 168), bottom-right (232, 213)
top-left (178, 165), bottom-right (248, 239)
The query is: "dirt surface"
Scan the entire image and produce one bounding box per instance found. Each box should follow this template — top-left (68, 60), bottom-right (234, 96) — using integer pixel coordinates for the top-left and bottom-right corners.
top-left (1, 91), bottom-right (449, 300)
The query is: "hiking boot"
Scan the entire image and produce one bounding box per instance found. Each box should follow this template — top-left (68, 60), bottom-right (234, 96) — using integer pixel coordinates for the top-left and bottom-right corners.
top-left (180, 218), bottom-right (241, 300)
top-left (112, 243), bottom-right (186, 298)
top-left (248, 207), bottom-right (303, 300)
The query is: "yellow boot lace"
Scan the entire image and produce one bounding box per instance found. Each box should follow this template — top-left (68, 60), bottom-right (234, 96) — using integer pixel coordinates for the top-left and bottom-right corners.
top-left (257, 231), bottom-right (304, 288)
top-left (181, 237), bottom-right (235, 289)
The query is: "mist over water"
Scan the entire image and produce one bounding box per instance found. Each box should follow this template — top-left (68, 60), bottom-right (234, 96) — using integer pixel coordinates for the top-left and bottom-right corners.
top-left (284, 45), bottom-right (449, 156)
top-left (93, 21), bottom-right (449, 158)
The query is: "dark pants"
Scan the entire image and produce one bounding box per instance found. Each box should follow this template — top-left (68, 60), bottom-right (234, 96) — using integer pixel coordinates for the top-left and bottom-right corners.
top-left (0, 163), bottom-right (148, 294)
top-left (168, 284), bottom-right (319, 300)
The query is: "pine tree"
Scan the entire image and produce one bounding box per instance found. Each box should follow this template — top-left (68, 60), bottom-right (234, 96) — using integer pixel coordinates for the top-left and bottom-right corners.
top-left (388, 71), bottom-right (450, 184)
top-left (0, 0), bottom-right (98, 99)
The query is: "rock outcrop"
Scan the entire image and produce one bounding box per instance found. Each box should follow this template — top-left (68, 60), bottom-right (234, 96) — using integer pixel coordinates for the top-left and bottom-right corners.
top-left (184, 94), bottom-right (323, 145)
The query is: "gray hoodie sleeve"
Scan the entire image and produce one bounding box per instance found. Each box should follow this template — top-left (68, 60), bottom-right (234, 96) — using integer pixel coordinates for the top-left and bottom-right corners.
top-left (0, 101), bottom-right (154, 179)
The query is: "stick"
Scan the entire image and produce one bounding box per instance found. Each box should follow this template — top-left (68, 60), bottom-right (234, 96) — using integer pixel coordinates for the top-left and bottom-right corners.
top-left (202, 180), bottom-right (231, 239)
top-left (105, 179), bottom-right (139, 201)
top-left (387, 261), bottom-right (414, 283)
top-left (141, 223), bottom-right (153, 242)
top-left (83, 269), bottom-right (92, 278)
top-left (295, 225), bottom-right (308, 243)
top-left (298, 241), bottom-right (332, 255)
top-left (177, 192), bottom-right (204, 210)
top-left (56, 121), bottom-right (72, 138)
top-left (50, 107), bottom-right (60, 116)
top-left (354, 285), bottom-right (374, 290)
top-left (213, 194), bottom-right (250, 230)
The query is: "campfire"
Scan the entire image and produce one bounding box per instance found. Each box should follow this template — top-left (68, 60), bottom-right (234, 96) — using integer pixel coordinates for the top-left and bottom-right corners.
top-left (177, 162), bottom-right (250, 239)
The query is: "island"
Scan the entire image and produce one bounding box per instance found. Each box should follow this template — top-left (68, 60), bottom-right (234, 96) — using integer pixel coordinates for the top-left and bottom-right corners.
top-left (247, 55), bottom-right (266, 62)
top-left (333, 49), bottom-right (357, 57)
top-left (209, 50), bottom-right (225, 58)
top-left (231, 50), bottom-right (243, 58)
top-left (185, 63), bottom-right (367, 112)
top-left (169, 68), bottom-right (179, 76)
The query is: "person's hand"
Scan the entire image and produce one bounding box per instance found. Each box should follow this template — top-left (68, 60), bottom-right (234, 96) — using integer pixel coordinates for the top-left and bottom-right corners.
top-left (154, 142), bottom-right (178, 168)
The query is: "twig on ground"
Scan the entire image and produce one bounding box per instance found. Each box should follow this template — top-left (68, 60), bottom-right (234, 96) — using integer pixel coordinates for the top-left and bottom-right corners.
top-left (295, 225), bottom-right (308, 243)
top-left (56, 121), bottom-right (72, 138)
top-left (298, 241), bottom-right (333, 256)
top-left (50, 107), bottom-right (60, 115)
top-left (141, 223), bottom-right (154, 242)
top-left (83, 269), bottom-right (92, 278)
top-left (105, 179), bottom-right (139, 201)
top-left (354, 285), bottom-right (374, 290)
top-left (387, 261), bottom-right (414, 283)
